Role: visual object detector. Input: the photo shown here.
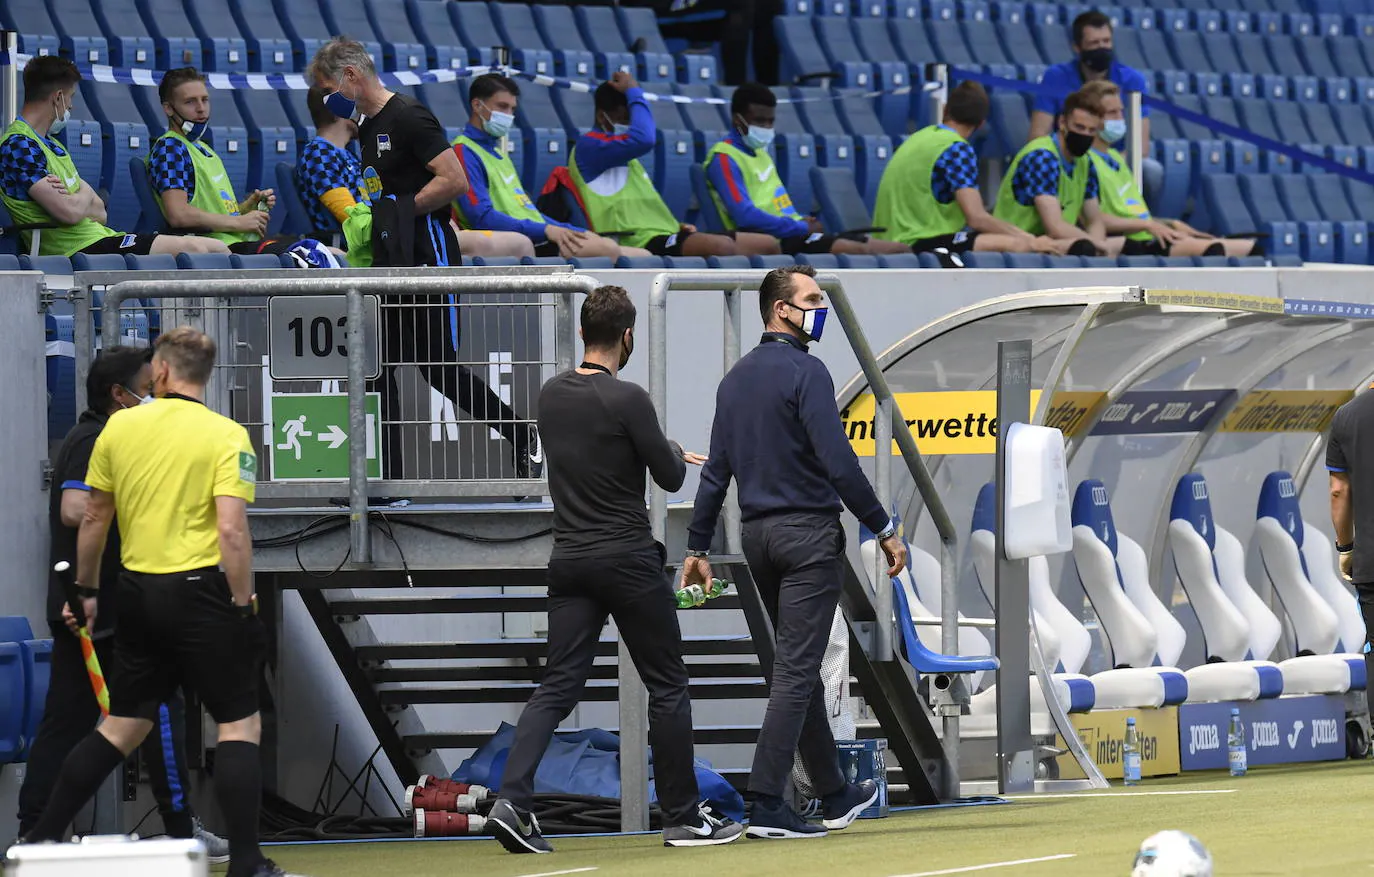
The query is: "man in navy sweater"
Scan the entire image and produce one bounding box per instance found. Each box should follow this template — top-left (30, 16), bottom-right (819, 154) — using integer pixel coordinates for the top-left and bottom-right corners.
top-left (681, 264), bottom-right (908, 839)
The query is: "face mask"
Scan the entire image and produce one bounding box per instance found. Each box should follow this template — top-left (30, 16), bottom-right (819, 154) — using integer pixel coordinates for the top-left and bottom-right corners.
top-left (482, 104), bottom-right (514, 139)
top-left (1080, 47), bottom-right (1113, 73)
top-left (176, 112), bottom-right (209, 142)
top-left (619, 331), bottom-right (634, 369)
top-left (785, 303), bottom-right (828, 343)
top-left (50, 95), bottom-right (71, 136)
top-left (612, 123), bottom-right (631, 136)
top-left (744, 125), bottom-right (775, 151)
top-left (324, 90), bottom-right (358, 121)
top-left (1102, 119), bottom-right (1128, 145)
top-left (1063, 130), bottom-right (1095, 158)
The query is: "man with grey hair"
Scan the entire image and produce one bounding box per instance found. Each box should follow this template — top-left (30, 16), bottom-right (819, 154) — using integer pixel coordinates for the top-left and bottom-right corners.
top-left (308, 38), bottom-right (543, 482)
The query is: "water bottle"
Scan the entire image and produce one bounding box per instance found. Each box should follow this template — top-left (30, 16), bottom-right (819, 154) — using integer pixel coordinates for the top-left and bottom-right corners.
top-left (1123, 717), bottom-right (1142, 786)
top-left (675, 584), bottom-right (706, 609)
top-left (1228, 708), bottom-right (1247, 777)
top-left (704, 578), bottom-right (729, 599)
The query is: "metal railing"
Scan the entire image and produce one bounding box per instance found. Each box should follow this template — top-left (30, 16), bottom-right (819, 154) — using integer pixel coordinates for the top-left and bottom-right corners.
top-left (645, 271), bottom-right (968, 792)
top-left (73, 267), bottom-right (598, 557)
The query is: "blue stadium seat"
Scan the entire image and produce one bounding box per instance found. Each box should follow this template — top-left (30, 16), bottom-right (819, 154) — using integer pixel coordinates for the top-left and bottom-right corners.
top-left (70, 253), bottom-right (129, 272)
top-left (663, 256), bottom-right (708, 269)
top-left (0, 254), bottom-right (21, 269)
top-left (995, 18), bottom-right (1044, 67)
top-left (767, 96), bottom-right (819, 216)
top-left (214, 0), bottom-right (290, 73)
top-left (0, 643), bottom-right (25, 764)
top-left (833, 91), bottom-right (894, 206)
top-left (20, 639), bottom-right (53, 758)
top-left (78, 82), bottom-right (152, 234)
top-left (87, 0), bottom-right (196, 71)
top-left (674, 85), bottom-right (729, 161)
top-left (277, 163), bottom-right (324, 238)
top-left (1237, 175), bottom-right (1307, 260)
top-left (1269, 254), bottom-right (1303, 267)
top-left (176, 253), bottom-right (234, 269)
top-left (1152, 139), bottom-right (1191, 220)
top-left (1199, 175), bottom-right (1256, 237)
top-left (1005, 253), bottom-right (1050, 269)
top-left (421, 0), bottom-right (498, 70)
top-left (1079, 256), bottom-right (1118, 268)
top-left (129, 156), bottom-right (163, 235)
top-left (794, 89), bottom-right (857, 180)
top-left (817, 17), bottom-right (906, 96)
top-left (1221, 10), bottom-right (1253, 34)
top-left (489, 3), bottom-right (566, 77)
top-left (124, 254), bottom-right (179, 270)
top-left (236, 91), bottom-right (302, 198)
top-left (616, 256), bottom-right (668, 269)
top-left (0, 619), bottom-right (34, 643)
top-left (962, 252), bottom-right (1006, 268)
top-left (888, 18), bottom-right (939, 68)
top-left (138, 0), bottom-right (240, 71)
top-left (569, 256), bottom-right (615, 269)
top-left (536, 5), bottom-right (630, 79)
top-left (363, 0), bottom-right (446, 72)
top-left (45, 0), bottom-right (110, 65)
top-left (55, 109), bottom-right (104, 220)
top-left (775, 17), bottom-right (860, 87)
top-left (916, 252), bottom-right (946, 268)
top-left (641, 99), bottom-right (694, 219)
top-left (1235, 34), bottom-right (1280, 76)
top-left (706, 255), bottom-right (752, 269)
top-left (1045, 255), bottom-right (1083, 268)
top-left (320, 0), bottom-right (421, 72)
top-left (689, 164), bottom-right (725, 233)
top-left (416, 83), bottom-right (471, 141)
top-left (1300, 103), bottom-right (1344, 146)
top-left (199, 91), bottom-right (253, 200)
top-left (230, 254), bottom-right (286, 269)
top-left (986, 92), bottom-right (1030, 162)
top-left (796, 253), bottom-right (840, 269)
top-left (1284, 13), bottom-right (1316, 38)
top-left (511, 80), bottom-right (569, 194)
top-left (20, 256), bottom-right (75, 275)
top-left (1276, 175), bottom-right (1362, 263)
top-left (471, 256), bottom-right (522, 267)
top-left (576, 6), bottom-right (653, 80)
top-left (1, 0), bottom-right (61, 58)
top-left (809, 167), bottom-right (874, 235)
top-left (836, 254), bottom-right (881, 268)
top-left (1118, 255), bottom-right (1164, 268)
top-left (1195, 32), bottom-right (1240, 79)
top-left (1191, 255), bottom-right (1231, 268)
top-left (619, 6), bottom-right (714, 84)
top-left (550, 86), bottom-right (593, 145)
top-left (877, 253), bottom-right (921, 269)
top-left (1222, 72), bottom-right (1256, 99)
top-left (749, 255), bottom-right (798, 269)
top-left (1027, 3), bottom-right (1072, 63)
top-left (272, 0), bottom-right (353, 72)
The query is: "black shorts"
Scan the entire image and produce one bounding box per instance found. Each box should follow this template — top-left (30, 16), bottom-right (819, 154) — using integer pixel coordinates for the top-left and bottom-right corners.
top-left (1122, 238), bottom-right (1167, 257)
top-left (77, 233), bottom-right (158, 256)
top-left (779, 233), bottom-right (837, 256)
top-left (644, 230), bottom-right (734, 256)
top-left (229, 236), bottom-right (303, 256)
top-left (910, 229), bottom-right (979, 254)
top-left (109, 567), bottom-right (266, 725)
top-left (534, 239), bottom-right (560, 258)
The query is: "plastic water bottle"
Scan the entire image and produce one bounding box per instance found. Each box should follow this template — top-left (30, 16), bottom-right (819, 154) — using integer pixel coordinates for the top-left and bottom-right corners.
top-left (704, 577), bottom-right (729, 599)
top-left (675, 584), bottom-right (706, 609)
top-left (1228, 708), bottom-right (1247, 777)
top-left (1123, 717), bottom-right (1142, 786)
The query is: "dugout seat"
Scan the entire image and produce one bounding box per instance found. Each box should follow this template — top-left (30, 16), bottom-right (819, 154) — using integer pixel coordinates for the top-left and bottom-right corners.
top-left (0, 643), bottom-right (25, 763)
top-left (1254, 471), bottom-right (1367, 694)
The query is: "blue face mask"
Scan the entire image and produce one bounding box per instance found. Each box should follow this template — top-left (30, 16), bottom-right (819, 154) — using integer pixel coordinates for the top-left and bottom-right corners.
top-left (482, 104), bottom-right (515, 139)
top-left (1102, 118), bottom-right (1128, 145)
top-left (786, 303), bottom-right (828, 342)
top-left (324, 90), bottom-right (358, 121)
top-left (744, 125), bottom-right (775, 151)
top-left (177, 114), bottom-right (209, 143)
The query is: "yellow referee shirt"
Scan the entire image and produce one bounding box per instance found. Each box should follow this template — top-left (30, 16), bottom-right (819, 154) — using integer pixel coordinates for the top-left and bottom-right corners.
top-left (85, 396), bottom-right (257, 574)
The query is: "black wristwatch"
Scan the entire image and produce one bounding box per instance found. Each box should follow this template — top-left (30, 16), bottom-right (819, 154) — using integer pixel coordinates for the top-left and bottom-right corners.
top-left (75, 585), bottom-right (100, 599)
top-left (235, 594), bottom-right (259, 619)
top-left (1337, 541), bottom-right (1355, 553)
top-left (685, 549), bottom-right (710, 558)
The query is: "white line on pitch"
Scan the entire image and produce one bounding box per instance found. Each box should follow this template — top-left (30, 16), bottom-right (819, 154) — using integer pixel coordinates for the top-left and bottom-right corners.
top-left (890, 853), bottom-right (1078, 876)
top-left (512, 868), bottom-right (599, 877)
top-left (1005, 789), bottom-right (1237, 800)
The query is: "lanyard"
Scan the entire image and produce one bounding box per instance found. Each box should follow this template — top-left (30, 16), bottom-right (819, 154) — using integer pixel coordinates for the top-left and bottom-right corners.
top-left (579, 362), bottom-right (612, 376)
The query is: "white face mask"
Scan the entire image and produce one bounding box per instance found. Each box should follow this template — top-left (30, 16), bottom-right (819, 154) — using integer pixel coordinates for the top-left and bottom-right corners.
top-left (50, 94), bottom-right (72, 136)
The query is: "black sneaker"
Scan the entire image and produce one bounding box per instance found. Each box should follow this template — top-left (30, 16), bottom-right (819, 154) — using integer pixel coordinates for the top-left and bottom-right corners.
top-left (663, 802), bottom-right (745, 847)
top-left (246, 859), bottom-right (311, 877)
top-left (745, 798), bottom-right (828, 840)
top-left (488, 798), bottom-right (553, 854)
top-left (821, 779), bottom-right (879, 830)
top-left (516, 426), bottom-right (544, 480)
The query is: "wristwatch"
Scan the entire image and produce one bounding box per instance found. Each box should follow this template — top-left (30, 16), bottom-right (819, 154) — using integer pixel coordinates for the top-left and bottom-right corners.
top-left (235, 594), bottom-right (259, 619)
top-left (74, 584), bottom-right (99, 599)
top-left (877, 521), bottom-right (898, 541)
top-left (685, 549), bottom-right (710, 558)
top-left (1337, 541), bottom-right (1355, 553)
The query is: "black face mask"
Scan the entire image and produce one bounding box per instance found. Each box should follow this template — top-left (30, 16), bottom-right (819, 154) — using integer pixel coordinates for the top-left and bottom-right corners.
top-left (1080, 47), bottom-right (1113, 73)
top-left (619, 331), bottom-right (634, 369)
top-left (1063, 130), bottom-right (1095, 158)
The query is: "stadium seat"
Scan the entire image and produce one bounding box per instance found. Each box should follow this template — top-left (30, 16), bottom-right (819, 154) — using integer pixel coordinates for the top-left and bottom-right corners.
top-left (569, 256), bottom-right (615, 269)
top-left (816, 17), bottom-right (905, 94)
top-left (91, 0), bottom-right (199, 71)
top-left (878, 253), bottom-right (921, 269)
top-left (535, 5), bottom-right (629, 79)
top-left (1046, 256), bottom-right (1083, 269)
top-left (430, 0), bottom-right (500, 70)
top-left (616, 256), bottom-right (668, 269)
top-left (835, 254), bottom-right (880, 269)
top-left (688, 164), bottom-right (724, 233)
top-left (272, 0), bottom-right (353, 72)
top-left (220, 0), bottom-right (291, 72)
top-left (0, 0), bottom-right (61, 58)
top-left (706, 255), bottom-right (752, 269)
top-left (775, 17), bottom-right (855, 88)
top-left (19, 639), bottom-right (52, 758)
top-left (176, 253), bottom-right (233, 270)
top-left (663, 256), bottom-right (708, 269)
top-left (1253, 471), bottom-right (1367, 694)
top-left (70, 254), bottom-right (129, 272)
top-left (318, 0), bottom-right (420, 72)
top-left (962, 252), bottom-right (1007, 268)
top-left (1004, 253), bottom-right (1050, 269)
top-left (793, 89), bottom-right (857, 181)
top-left (489, 3), bottom-right (572, 77)
top-left (202, 88), bottom-right (258, 196)
top-left (361, 0), bottom-right (438, 72)
top-left (123, 254), bottom-right (179, 270)
top-left (619, 6), bottom-right (714, 83)
top-left (1118, 255), bottom-right (1164, 268)
top-left (0, 643), bottom-right (25, 763)
top-left (78, 82), bottom-right (152, 234)
top-left (832, 92), bottom-right (895, 206)
top-left (809, 167), bottom-right (877, 236)
top-left (45, 0), bottom-right (111, 65)
top-left (230, 254), bottom-right (286, 269)
top-left (749, 256), bottom-right (797, 269)
top-left (576, 5), bottom-right (664, 82)
top-left (138, 0), bottom-right (243, 72)
top-left (20, 256), bottom-right (74, 276)
top-left (795, 253), bottom-right (839, 270)
top-left (470, 256), bottom-right (522, 267)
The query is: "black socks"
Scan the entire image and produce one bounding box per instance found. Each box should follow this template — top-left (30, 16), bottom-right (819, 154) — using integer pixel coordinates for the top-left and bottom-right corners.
top-left (215, 740), bottom-right (266, 877)
top-left (24, 732), bottom-right (126, 842)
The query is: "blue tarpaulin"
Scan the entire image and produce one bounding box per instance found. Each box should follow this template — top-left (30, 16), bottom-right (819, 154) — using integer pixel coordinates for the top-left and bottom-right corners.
top-left (453, 723), bottom-right (745, 823)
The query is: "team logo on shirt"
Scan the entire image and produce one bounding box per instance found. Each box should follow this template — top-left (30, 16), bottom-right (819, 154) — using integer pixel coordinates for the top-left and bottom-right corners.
top-left (376, 134), bottom-right (392, 152)
top-left (362, 166), bottom-right (383, 198)
top-left (238, 451), bottom-right (257, 484)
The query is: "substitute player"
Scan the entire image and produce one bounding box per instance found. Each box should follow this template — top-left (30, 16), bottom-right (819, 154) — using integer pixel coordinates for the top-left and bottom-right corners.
top-left (487, 286), bottom-right (742, 854)
top-left (17, 328), bottom-right (302, 877)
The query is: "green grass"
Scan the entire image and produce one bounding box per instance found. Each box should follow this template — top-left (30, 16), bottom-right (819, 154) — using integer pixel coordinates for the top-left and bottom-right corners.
top-left (261, 761), bottom-right (1372, 876)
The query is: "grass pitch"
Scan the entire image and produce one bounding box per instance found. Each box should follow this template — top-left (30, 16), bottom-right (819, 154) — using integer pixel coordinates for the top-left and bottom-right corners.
top-left (262, 761), bottom-right (1370, 876)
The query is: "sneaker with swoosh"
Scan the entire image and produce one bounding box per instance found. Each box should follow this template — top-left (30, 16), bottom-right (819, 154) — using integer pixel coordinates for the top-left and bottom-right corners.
top-left (662, 802), bottom-right (744, 847)
top-left (488, 798), bottom-right (553, 854)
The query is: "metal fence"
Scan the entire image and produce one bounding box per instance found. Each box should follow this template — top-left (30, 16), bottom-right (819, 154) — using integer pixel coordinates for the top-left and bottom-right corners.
top-left (70, 267), bottom-right (597, 516)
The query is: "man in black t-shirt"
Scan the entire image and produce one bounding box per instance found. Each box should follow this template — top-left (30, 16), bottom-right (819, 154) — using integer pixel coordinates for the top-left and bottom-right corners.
top-left (307, 38), bottom-right (542, 482)
top-left (486, 286), bottom-right (742, 855)
top-left (1326, 389), bottom-right (1374, 688)
top-left (16, 347), bottom-right (227, 859)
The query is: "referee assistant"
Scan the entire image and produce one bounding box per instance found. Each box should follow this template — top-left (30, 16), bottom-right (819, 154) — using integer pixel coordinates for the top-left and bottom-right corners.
top-left (307, 38), bottom-right (541, 482)
top-left (681, 265), bottom-right (907, 839)
top-left (19, 328), bottom-right (300, 877)
top-left (487, 286), bottom-right (742, 854)
top-left (1326, 389), bottom-right (1374, 690)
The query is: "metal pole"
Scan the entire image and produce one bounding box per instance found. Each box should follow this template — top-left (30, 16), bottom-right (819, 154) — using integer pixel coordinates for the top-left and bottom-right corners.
top-left (722, 286), bottom-right (744, 555)
top-left (346, 286), bottom-right (370, 564)
top-left (873, 397), bottom-right (893, 662)
top-left (73, 284), bottom-right (91, 415)
top-left (555, 291), bottom-right (576, 374)
top-left (2, 32), bottom-right (17, 127)
top-left (994, 340), bottom-right (1034, 795)
top-left (927, 63), bottom-right (948, 128)
top-left (1128, 90), bottom-right (1144, 195)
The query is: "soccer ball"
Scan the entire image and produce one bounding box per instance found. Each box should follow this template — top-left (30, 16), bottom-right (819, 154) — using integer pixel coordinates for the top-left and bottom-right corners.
top-left (1131, 830), bottom-right (1213, 877)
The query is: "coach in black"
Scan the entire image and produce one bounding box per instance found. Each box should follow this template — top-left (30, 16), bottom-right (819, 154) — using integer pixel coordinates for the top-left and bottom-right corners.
top-left (681, 265), bottom-right (907, 839)
top-left (487, 286), bottom-right (742, 854)
top-left (307, 38), bottom-right (540, 482)
top-left (1326, 389), bottom-right (1374, 688)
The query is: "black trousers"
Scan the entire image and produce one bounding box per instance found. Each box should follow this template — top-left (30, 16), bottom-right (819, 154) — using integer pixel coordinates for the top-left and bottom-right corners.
top-left (497, 545), bottom-right (700, 827)
top-left (741, 512), bottom-right (847, 800)
top-left (17, 623), bottom-right (196, 838)
top-left (646, 0), bottom-right (781, 85)
top-left (1355, 583), bottom-right (1374, 690)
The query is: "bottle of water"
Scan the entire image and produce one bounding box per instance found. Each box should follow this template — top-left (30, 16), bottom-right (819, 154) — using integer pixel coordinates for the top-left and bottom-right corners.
top-left (1122, 717), bottom-right (1142, 786)
top-left (1228, 708), bottom-right (1247, 777)
top-left (675, 584), bottom-right (706, 609)
top-left (704, 578), bottom-right (729, 599)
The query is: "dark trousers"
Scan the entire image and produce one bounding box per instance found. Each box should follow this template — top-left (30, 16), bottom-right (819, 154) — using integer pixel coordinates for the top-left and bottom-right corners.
top-left (17, 623), bottom-right (195, 838)
top-left (497, 545), bottom-right (700, 827)
top-left (1356, 583), bottom-right (1374, 689)
top-left (741, 512), bottom-right (847, 800)
top-left (649, 0), bottom-right (781, 85)
top-left (377, 296), bottom-right (527, 480)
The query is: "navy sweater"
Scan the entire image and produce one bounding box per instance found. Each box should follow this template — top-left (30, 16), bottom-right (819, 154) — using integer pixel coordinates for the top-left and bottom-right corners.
top-left (687, 333), bottom-right (890, 551)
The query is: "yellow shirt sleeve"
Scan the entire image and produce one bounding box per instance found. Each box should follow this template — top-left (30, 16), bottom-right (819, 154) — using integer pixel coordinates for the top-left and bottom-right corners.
top-left (321, 187), bottom-right (358, 224)
top-left (85, 426), bottom-right (116, 492)
top-left (213, 427), bottom-right (257, 503)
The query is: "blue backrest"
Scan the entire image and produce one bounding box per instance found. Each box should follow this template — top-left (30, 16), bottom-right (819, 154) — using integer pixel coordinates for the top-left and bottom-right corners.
top-left (1170, 473), bottom-right (1216, 552)
top-left (971, 481), bottom-right (995, 534)
top-left (0, 618), bottom-right (34, 643)
top-left (0, 643), bottom-right (24, 763)
top-left (1257, 470), bottom-right (1303, 548)
top-left (1071, 479), bottom-right (1118, 558)
top-left (20, 639), bottom-right (52, 756)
